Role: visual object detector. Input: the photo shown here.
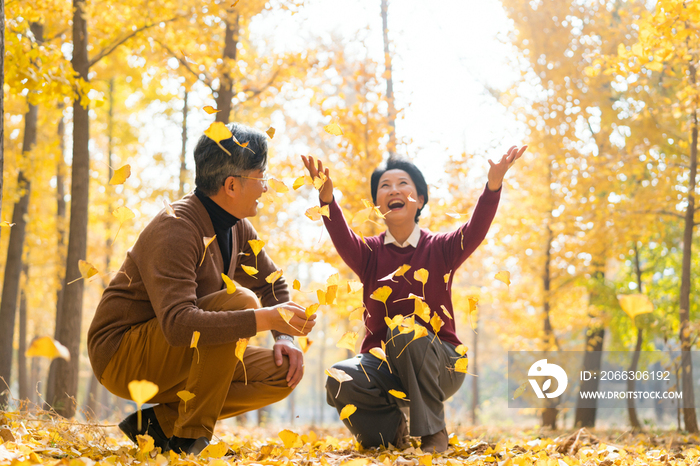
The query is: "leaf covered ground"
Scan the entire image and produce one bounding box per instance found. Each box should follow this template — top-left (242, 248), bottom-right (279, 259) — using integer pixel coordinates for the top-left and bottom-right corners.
top-left (1, 411), bottom-right (699, 466)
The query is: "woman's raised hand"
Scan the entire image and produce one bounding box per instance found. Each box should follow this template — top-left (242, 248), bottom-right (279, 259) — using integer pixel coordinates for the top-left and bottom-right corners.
top-left (301, 155), bottom-right (334, 204)
top-left (487, 145), bottom-right (527, 192)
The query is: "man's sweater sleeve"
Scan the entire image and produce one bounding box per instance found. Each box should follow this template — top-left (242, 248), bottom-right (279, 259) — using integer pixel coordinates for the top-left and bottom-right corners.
top-left (321, 197), bottom-right (373, 280)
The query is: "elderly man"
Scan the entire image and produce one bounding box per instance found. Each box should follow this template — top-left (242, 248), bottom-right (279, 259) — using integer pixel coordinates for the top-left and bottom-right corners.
top-left (88, 123), bottom-right (315, 455)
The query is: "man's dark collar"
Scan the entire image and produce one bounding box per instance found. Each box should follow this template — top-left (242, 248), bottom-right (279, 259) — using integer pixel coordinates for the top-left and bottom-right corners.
top-left (194, 188), bottom-right (239, 229)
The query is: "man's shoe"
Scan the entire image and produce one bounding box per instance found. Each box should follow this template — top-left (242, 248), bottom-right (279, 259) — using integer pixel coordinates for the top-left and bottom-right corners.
top-left (119, 407), bottom-right (169, 452)
top-left (167, 436), bottom-right (210, 456)
top-left (421, 428), bottom-right (448, 453)
top-left (392, 414), bottom-right (410, 449)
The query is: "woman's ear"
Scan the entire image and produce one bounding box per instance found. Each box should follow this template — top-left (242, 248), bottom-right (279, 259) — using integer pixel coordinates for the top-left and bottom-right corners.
top-left (417, 194), bottom-right (425, 210)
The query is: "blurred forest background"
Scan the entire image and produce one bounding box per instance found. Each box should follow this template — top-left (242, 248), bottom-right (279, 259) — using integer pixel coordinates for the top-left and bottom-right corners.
top-left (1, 0), bottom-right (699, 434)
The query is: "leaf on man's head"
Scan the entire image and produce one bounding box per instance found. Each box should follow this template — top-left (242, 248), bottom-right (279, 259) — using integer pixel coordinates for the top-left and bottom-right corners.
top-left (109, 164), bottom-right (131, 185)
top-left (26, 336), bottom-right (70, 361)
top-left (204, 122), bottom-right (233, 156)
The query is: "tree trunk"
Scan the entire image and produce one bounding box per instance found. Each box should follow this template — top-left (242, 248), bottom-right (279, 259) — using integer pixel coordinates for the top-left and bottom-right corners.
top-left (102, 79), bottom-right (114, 288)
top-left (627, 243), bottom-right (644, 431)
top-left (215, 13), bottom-right (239, 123)
top-left (56, 105), bottom-right (67, 335)
top-left (18, 264), bottom-right (29, 403)
top-left (46, 0), bottom-right (90, 418)
top-left (0, 0), bottom-right (5, 225)
top-left (678, 66), bottom-right (699, 433)
top-left (86, 374), bottom-right (101, 419)
top-left (0, 101), bottom-right (38, 406)
top-left (541, 200), bottom-right (558, 428)
top-left (380, 0), bottom-right (397, 157)
top-left (288, 390), bottom-right (295, 425)
top-left (179, 90), bottom-right (188, 198)
top-left (471, 319), bottom-right (478, 425)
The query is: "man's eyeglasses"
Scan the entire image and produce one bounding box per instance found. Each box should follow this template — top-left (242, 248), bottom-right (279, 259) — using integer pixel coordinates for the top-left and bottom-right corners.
top-left (227, 174), bottom-right (269, 185)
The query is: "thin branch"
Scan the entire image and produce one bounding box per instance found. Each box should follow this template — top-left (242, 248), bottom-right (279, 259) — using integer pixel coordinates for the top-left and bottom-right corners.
top-left (240, 67), bottom-right (282, 101)
top-left (153, 39), bottom-right (214, 91)
top-left (628, 209), bottom-right (685, 220)
top-left (88, 16), bottom-right (181, 68)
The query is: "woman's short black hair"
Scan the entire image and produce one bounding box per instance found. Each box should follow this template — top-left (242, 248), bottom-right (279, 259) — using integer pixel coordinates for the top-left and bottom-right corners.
top-left (193, 123), bottom-right (268, 196)
top-left (371, 157), bottom-right (429, 223)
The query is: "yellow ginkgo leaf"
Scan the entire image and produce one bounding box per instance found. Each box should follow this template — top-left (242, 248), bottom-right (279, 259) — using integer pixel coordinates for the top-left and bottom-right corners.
top-left (326, 273), bottom-right (340, 286)
top-left (348, 305), bottom-right (365, 321)
top-left (347, 280), bottom-right (363, 293)
top-left (177, 390), bottom-right (196, 411)
top-left (469, 310), bottom-right (478, 332)
top-left (379, 264), bottom-right (412, 283)
top-left (407, 194), bottom-right (416, 203)
top-left (203, 105), bottom-right (220, 114)
top-left (446, 212), bottom-right (462, 219)
top-left (163, 199), bottom-right (180, 218)
top-left (112, 206), bottom-right (135, 244)
top-left (293, 176), bottom-right (307, 190)
top-left (388, 389), bottom-right (407, 400)
top-left (323, 123), bottom-right (343, 136)
top-left (444, 271), bottom-right (451, 290)
top-left (200, 442), bottom-right (229, 459)
top-left (454, 357), bottom-right (469, 373)
top-left (191, 331), bottom-right (201, 363)
top-left (313, 172), bottom-right (327, 191)
top-left (278, 308), bottom-right (294, 324)
top-left (248, 239), bottom-right (265, 269)
top-left (317, 288), bottom-right (326, 305)
top-left (137, 434), bottom-right (154, 454)
top-left (454, 344), bottom-right (468, 356)
top-left (241, 265), bottom-right (258, 277)
top-left (200, 235), bottom-right (217, 266)
top-left (495, 270), bottom-right (511, 286)
top-left (298, 337), bottom-right (313, 353)
top-left (440, 304), bottom-right (453, 320)
top-left (279, 429), bottom-right (300, 449)
top-left (513, 382), bottom-right (528, 400)
top-left (204, 122), bottom-right (233, 156)
top-left (414, 268), bottom-right (429, 297)
top-left (326, 367), bottom-right (353, 397)
top-left (266, 269), bottom-right (283, 301)
top-left (236, 338), bottom-right (248, 384)
top-left (430, 313), bottom-right (444, 341)
top-left (67, 260), bottom-right (99, 285)
top-left (293, 279), bottom-right (301, 291)
top-left (266, 127), bottom-right (276, 139)
top-left (397, 325), bottom-right (428, 358)
top-left (325, 284), bottom-right (338, 305)
top-left (351, 206), bottom-right (373, 228)
top-left (370, 286), bottom-right (393, 316)
top-left (0, 221), bottom-right (16, 228)
top-left (618, 294), bottom-right (654, 322)
top-left (414, 298), bottom-right (431, 323)
top-left (25, 336), bottom-right (70, 361)
top-left (221, 273), bottom-right (236, 294)
top-left (305, 303), bottom-right (319, 319)
top-left (339, 404), bottom-right (357, 425)
top-left (359, 231), bottom-right (372, 251)
top-left (384, 315), bottom-right (404, 330)
top-left (109, 164), bottom-right (131, 185)
top-left (128, 380), bottom-right (159, 431)
top-left (305, 205), bottom-right (330, 221)
top-left (268, 178), bottom-right (289, 193)
top-left (336, 331), bottom-right (359, 353)
top-left (369, 347), bottom-right (392, 373)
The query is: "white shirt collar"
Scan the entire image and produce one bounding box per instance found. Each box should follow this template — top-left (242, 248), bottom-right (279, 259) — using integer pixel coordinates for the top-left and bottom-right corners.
top-left (384, 224), bottom-right (421, 248)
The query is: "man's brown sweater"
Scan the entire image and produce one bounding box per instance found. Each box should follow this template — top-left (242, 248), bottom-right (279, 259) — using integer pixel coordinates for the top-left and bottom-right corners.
top-left (87, 193), bottom-right (289, 379)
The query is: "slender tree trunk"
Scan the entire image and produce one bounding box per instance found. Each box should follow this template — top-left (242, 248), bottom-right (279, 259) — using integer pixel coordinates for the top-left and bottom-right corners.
top-left (215, 13), bottom-right (239, 123)
top-left (47, 0), bottom-right (90, 418)
top-left (678, 67), bottom-right (699, 433)
top-left (289, 390), bottom-right (295, 426)
top-left (0, 0), bottom-right (5, 224)
top-left (626, 243), bottom-right (644, 431)
top-left (86, 374), bottom-right (101, 419)
top-left (380, 0), bottom-right (396, 157)
top-left (28, 356), bottom-right (40, 404)
top-left (55, 105), bottom-right (67, 339)
top-left (541, 202), bottom-right (558, 429)
top-left (17, 264), bottom-right (29, 403)
top-left (0, 100), bottom-right (39, 405)
top-left (471, 320), bottom-right (478, 425)
top-left (179, 90), bottom-right (188, 198)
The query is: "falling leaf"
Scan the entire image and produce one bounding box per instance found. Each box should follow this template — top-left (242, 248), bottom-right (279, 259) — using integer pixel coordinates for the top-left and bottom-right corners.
top-left (618, 294), bottom-right (654, 322)
top-left (351, 206), bottom-right (373, 228)
top-left (326, 367), bottom-right (353, 397)
top-left (384, 315), bottom-right (405, 330)
top-left (370, 286), bottom-right (393, 316)
top-left (430, 313), bottom-right (444, 341)
top-left (347, 280), bottom-right (363, 293)
top-left (337, 332), bottom-right (359, 353)
top-left (293, 279), bottom-right (301, 291)
top-left (444, 271), bottom-right (451, 290)
top-left (279, 308), bottom-right (295, 324)
top-left (279, 429), bottom-right (300, 449)
top-left (303, 304), bottom-right (319, 332)
top-left (67, 260), bottom-right (99, 285)
top-left (268, 178), bottom-right (289, 193)
top-left (137, 434), bottom-right (154, 454)
top-left (454, 357), bottom-right (469, 373)
top-left (200, 442), bottom-right (229, 458)
top-left (203, 105), bottom-right (220, 114)
top-left (204, 122), bottom-right (233, 156)
top-left (26, 337), bottom-right (70, 361)
top-left (163, 199), bottom-right (180, 218)
top-left (317, 288), bottom-right (326, 305)
top-left (191, 331), bottom-right (201, 363)
top-left (414, 298), bottom-right (431, 323)
top-left (407, 194), bottom-right (416, 203)
top-left (266, 127), bottom-right (275, 139)
top-left (241, 265), bottom-right (258, 277)
top-left (305, 205), bottom-right (330, 221)
top-left (467, 297), bottom-right (479, 332)
top-left (495, 270), bottom-right (511, 286)
top-left (266, 269), bottom-right (283, 301)
top-left (379, 264), bottom-right (412, 283)
top-left (348, 305), bottom-right (365, 321)
top-left (128, 380), bottom-right (159, 431)
top-left (221, 273), bottom-right (237, 294)
top-left (454, 344), bottom-right (468, 356)
top-left (199, 235), bottom-right (217, 266)
top-left (419, 454), bottom-right (433, 466)
top-left (325, 284), bottom-right (338, 305)
top-left (397, 325), bottom-right (428, 358)
top-left (446, 212), bottom-right (462, 219)
top-left (109, 164), bottom-right (131, 185)
top-left (248, 239), bottom-right (265, 269)
top-left (414, 268), bottom-right (429, 297)
top-left (324, 122), bottom-right (343, 136)
top-left (231, 0), bottom-right (240, 6)
top-left (112, 206), bottom-right (135, 243)
top-left (359, 231), bottom-right (372, 250)
top-left (236, 338), bottom-right (248, 384)
top-left (293, 176), bottom-right (307, 190)
top-left (0, 221), bottom-right (16, 228)
top-left (339, 404), bottom-right (357, 425)
top-left (513, 382), bottom-right (528, 400)
top-left (369, 347), bottom-right (392, 373)
top-left (177, 390), bottom-right (195, 411)
top-left (298, 337), bottom-right (313, 353)
top-left (388, 389), bottom-right (407, 400)
top-left (440, 305), bottom-right (453, 320)
top-left (313, 172), bottom-right (328, 190)
top-left (326, 273), bottom-right (340, 286)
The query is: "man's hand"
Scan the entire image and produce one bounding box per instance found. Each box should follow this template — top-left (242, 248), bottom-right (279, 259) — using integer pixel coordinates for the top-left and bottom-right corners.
top-left (487, 145), bottom-right (527, 191)
top-left (301, 155), bottom-right (334, 204)
top-left (255, 301), bottom-right (317, 336)
top-left (273, 338), bottom-right (305, 388)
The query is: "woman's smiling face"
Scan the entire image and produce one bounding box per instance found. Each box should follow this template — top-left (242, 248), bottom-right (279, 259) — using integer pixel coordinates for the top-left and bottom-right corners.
top-left (375, 169), bottom-right (425, 225)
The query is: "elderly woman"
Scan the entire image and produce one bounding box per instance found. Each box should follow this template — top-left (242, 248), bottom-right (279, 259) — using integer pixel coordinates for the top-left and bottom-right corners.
top-left (302, 146), bottom-right (525, 452)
